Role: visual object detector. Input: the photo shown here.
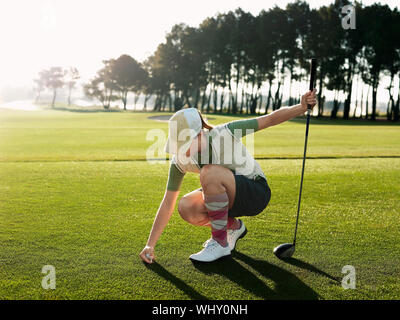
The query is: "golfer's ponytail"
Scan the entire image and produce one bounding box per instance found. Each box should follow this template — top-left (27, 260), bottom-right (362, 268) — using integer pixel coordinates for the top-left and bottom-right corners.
top-left (197, 110), bottom-right (213, 130)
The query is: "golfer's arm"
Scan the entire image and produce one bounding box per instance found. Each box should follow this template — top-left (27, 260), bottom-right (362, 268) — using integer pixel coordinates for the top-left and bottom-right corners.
top-left (146, 163), bottom-right (185, 247)
top-left (257, 104), bottom-right (306, 130)
top-left (146, 190), bottom-right (179, 247)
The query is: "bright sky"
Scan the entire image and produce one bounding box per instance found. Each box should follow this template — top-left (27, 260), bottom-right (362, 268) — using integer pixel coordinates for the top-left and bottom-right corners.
top-left (0, 0), bottom-right (398, 89)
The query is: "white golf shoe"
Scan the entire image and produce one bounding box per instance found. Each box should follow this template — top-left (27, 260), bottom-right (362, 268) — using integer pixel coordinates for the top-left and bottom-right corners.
top-left (227, 219), bottom-right (247, 251)
top-left (189, 238), bottom-right (231, 262)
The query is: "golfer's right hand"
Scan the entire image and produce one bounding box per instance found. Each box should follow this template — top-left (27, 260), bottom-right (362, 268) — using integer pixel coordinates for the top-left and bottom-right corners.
top-left (140, 245), bottom-right (155, 264)
top-left (301, 88), bottom-right (317, 111)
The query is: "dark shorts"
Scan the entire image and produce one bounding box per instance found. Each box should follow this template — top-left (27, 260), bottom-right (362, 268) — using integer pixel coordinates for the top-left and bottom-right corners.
top-left (228, 175), bottom-right (272, 218)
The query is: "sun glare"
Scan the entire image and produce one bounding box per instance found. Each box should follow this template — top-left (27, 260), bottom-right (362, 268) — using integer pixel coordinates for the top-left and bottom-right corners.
top-left (0, 0), bottom-right (398, 99)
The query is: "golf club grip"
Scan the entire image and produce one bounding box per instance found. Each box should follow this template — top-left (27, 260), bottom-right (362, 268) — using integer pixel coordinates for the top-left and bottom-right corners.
top-left (308, 58), bottom-right (317, 109)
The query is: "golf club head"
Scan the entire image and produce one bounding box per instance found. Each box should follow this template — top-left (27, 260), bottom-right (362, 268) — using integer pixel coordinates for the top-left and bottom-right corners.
top-left (273, 243), bottom-right (295, 259)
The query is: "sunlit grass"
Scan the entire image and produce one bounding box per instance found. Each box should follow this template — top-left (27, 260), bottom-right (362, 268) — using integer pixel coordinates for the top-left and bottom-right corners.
top-left (0, 108), bottom-right (399, 299)
top-left (0, 108), bottom-right (399, 162)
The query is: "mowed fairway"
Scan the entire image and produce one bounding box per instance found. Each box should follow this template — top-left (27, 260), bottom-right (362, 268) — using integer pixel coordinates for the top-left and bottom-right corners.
top-left (0, 108), bottom-right (399, 300)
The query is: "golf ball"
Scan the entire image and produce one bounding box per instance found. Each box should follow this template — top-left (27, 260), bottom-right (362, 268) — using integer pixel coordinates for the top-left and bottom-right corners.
top-left (145, 253), bottom-right (152, 262)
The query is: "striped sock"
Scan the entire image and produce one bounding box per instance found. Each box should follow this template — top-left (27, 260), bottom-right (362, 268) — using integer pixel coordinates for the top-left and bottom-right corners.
top-left (204, 193), bottom-right (229, 247)
top-left (227, 218), bottom-right (240, 230)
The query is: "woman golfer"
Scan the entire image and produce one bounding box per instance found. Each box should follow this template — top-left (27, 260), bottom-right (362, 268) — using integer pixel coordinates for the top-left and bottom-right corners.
top-left (140, 89), bottom-right (317, 263)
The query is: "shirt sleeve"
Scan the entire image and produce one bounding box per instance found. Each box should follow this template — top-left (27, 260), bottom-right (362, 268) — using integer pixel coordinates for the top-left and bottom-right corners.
top-left (166, 162), bottom-right (186, 191)
top-left (227, 118), bottom-right (259, 138)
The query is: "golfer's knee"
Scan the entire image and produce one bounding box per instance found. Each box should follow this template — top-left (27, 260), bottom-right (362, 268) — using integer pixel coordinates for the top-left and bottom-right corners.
top-left (178, 198), bottom-right (203, 225)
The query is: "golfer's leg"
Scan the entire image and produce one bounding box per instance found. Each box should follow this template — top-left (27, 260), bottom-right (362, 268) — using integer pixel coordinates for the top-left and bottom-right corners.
top-left (200, 165), bottom-right (235, 204)
top-left (200, 165), bottom-right (238, 247)
top-left (178, 166), bottom-right (240, 229)
top-left (178, 189), bottom-right (210, 226)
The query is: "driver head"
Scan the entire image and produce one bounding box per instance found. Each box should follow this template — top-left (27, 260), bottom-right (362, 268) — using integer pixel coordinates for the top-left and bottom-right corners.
top-left (273, 243), bottom-right (295, 259)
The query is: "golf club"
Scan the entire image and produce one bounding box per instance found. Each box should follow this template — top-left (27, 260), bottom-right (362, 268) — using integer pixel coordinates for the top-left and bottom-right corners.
top-left (273, 58), bottom-right (317, 259)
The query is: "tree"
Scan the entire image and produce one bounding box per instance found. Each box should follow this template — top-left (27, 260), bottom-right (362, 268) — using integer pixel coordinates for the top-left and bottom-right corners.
top-left (258, 9), bottom-right (278, 114)
top-left (65, 67), bottom-right (80, 106)
top-left (381, 8), bottom-right (400, 121)
top-left (303, 3), bottom-right (343, 117)
top-left (112, 54), bottom-right (147, 110)
top-left (84, 59), bottom-right (118, 109)
top-left (33, 70), bottom-right (47, 103)
top-left (360, 4), bottom-right (394, 120)
top-left (143, 46), bottom-right (173, 111)
top-left (85, 2), bottom-right (400, 122)
top-left (200, 13), bottom-right (235, 113)
top-left (340, 1), bottom-right (364, 120)
top-left (285, 1), bottom-right (310, 106)
top-left (42, 67), bottom-right (66, 108)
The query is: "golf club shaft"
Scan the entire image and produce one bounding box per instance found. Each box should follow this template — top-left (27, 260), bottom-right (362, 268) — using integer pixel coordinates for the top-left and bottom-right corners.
top-left (293, 110), bottom-right (310, 245)
top-left (293, 58), bottom-right (317, 245)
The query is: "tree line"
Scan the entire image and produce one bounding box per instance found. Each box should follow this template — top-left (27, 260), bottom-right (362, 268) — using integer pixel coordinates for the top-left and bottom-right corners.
top-left (34, 0), bottom-right (400, 121)
top-left (34, 67), bottom-right (80, 108)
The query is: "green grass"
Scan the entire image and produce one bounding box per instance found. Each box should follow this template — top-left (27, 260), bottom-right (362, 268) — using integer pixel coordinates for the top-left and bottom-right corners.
top-left (0, 107), bottom-right (399, 300)
top-left (1, 108), bottom-right (399, 161)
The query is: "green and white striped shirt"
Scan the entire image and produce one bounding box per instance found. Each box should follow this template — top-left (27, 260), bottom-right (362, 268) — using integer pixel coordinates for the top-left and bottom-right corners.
top-left (166, 118), bottom-right (259, 191)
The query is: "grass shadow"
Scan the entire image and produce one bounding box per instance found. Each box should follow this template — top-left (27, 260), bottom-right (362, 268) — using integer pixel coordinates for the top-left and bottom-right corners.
top-left (191, 252), bottom-right (319, 299)
top-left (145, 261), bottom-right (208, 300)
top-left (281, 257), bottom-right (341, 284)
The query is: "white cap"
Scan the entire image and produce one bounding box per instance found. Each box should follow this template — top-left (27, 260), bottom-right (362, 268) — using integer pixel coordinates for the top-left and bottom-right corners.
top-left (164, 108), bottom-right (202, 155)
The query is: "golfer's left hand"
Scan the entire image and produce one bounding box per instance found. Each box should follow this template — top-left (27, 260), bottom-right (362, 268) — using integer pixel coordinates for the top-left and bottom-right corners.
top-left (140, 245), bottom-right (155, 264)
top-left (301, 88), bottom-right (317, 111)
